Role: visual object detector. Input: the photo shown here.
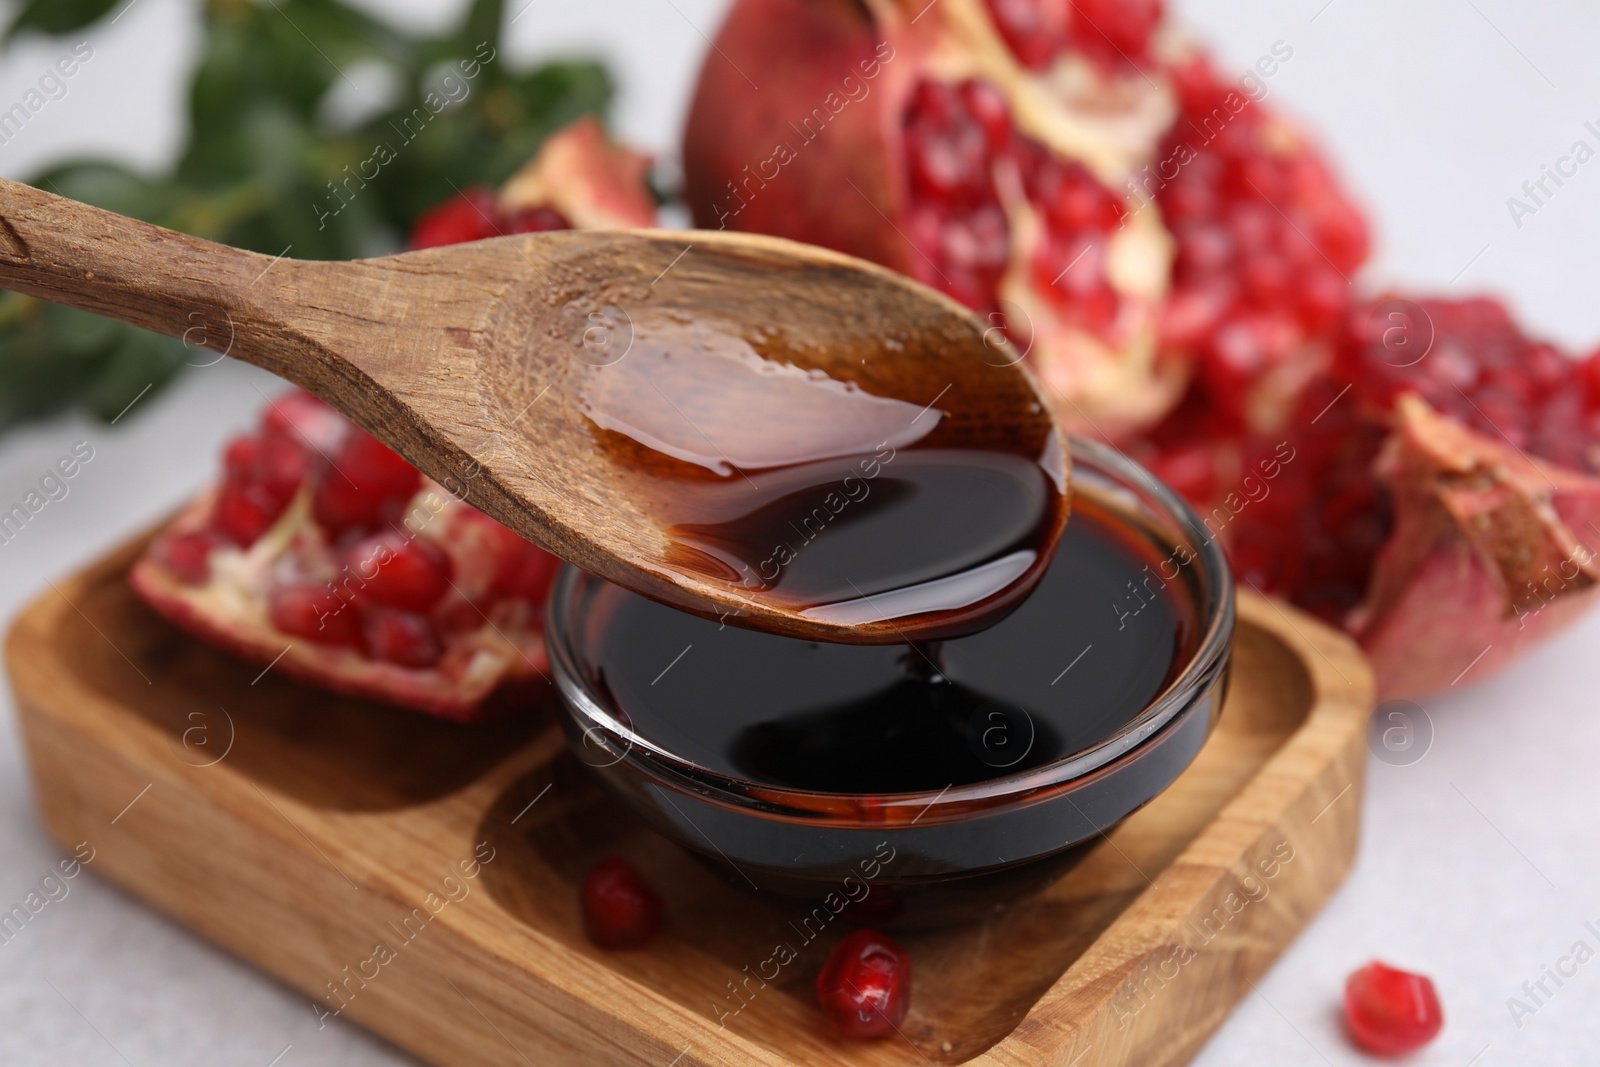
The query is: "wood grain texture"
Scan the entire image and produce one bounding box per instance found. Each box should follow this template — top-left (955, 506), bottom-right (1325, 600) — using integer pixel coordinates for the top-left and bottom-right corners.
top-left (0, 177), bottom-right (1062, 643)
top-left (7, 534), bottom-right (1374, 1067)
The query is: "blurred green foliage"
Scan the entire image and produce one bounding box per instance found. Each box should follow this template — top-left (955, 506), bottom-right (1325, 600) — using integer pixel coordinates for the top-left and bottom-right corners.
top-left (0, 0), bottom-right (613, 430)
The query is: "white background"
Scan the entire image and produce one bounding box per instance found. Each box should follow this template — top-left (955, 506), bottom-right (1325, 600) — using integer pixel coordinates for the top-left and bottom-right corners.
top-left (1, 0), bottom-right (1598, 1063)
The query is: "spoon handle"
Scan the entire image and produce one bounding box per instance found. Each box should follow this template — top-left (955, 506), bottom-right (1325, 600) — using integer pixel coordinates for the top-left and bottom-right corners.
top-left (0, 176), bottom-right (288, 362)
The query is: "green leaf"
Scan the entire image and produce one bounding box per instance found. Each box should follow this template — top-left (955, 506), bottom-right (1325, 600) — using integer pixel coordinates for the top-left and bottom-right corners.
top-left (460, 0), bottom-right (505, 54)
top-left (30, 162), bottom-right (179, 222)
top-left (0, 0), bottom-right (618, 436)
top-left (4, 0), bottom-right (120, 41)
top-left (48, 305), bottom-right (122, 355)
top-left (82, 328), bottom-right (186, 423)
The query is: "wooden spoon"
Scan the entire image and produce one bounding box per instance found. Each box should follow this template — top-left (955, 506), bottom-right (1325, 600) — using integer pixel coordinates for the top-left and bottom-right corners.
top-left (0, 177), bottom-right (1066, 643)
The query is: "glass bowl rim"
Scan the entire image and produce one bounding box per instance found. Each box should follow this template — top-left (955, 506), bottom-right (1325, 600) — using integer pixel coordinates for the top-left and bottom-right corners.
top-left (544, 436), bottom-right (1235, 825)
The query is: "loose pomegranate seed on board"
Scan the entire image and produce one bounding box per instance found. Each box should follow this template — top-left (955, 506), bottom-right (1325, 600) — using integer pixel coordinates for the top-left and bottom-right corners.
top-left (816, 929), bottom-right (912, 1039)
top-left (1344, 961), bottom-right (1443, 1056)
top-left (581, 858), bottom-right (664, 949)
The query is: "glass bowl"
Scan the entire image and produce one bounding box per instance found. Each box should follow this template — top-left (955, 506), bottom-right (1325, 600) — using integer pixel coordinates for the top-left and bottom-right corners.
top-left (545, 439), bottom-right (1235, 928)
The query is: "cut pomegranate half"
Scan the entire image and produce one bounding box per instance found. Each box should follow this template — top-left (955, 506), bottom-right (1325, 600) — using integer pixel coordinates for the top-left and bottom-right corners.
top-left (130, 118), bottom-right (657, 720)
top-left (683, 1), bottom-right (1600, 698)
top-left (683, 0), bottom-right (1367, 439)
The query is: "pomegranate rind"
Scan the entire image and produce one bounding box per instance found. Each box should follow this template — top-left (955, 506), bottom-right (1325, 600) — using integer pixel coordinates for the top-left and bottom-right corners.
top-left (500, 116), bottom-right (656, 228)
top-left (1354, 396), bottom-right (1600, 699)
top-left (683, 0), bottom-right (923, 270)
top-left (129, 487), bottom-right (549, 722)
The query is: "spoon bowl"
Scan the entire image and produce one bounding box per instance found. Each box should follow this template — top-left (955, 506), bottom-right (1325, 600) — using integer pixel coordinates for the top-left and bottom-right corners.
top-left (0, 179), bottom-right (1066, 641)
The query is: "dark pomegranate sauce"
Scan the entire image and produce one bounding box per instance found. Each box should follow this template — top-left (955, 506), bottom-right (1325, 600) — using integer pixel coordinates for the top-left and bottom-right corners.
top-left (575, 493), bottom-right (1197, 794)
top-left (580, 317), bottom-right (1066, 640)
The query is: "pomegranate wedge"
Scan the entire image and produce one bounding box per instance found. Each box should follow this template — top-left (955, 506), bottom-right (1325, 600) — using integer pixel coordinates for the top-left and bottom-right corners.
top-left (131, 119), bottom-right (657, 719)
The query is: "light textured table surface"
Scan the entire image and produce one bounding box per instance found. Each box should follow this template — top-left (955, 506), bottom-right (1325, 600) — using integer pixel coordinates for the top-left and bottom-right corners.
top-left (1, 1), bottom-right (1598, 1063)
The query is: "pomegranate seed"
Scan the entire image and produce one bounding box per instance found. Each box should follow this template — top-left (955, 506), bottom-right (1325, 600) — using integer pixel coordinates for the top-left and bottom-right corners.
top-left (962, 80), bottom-right (1012, 151)
top-left (257, 433), bottom-right (313, 501)
top-left (360, 605), bottom-right (443, 668)
top-left (493, 543), bottom-right (562, 602)
top-left (1229, 153), bottom-right (1284, 202)
top-left (1242, 254), bottom-right (1292, 306)
top-left (261, 391), bottom-right (348, 455)
top-left (213, 481), bottom-right (286, 546)
top-left (1172, 221), bottom-right (1234, 279)
top-left (1295, 269), bottom-right (1348, 332)
top-left (581, 858), bottom-right (664, 949)
top-left (223, 434), bottom-right (264, 484)
top-left (222, 427), bottom-right (312, 510)
top-left (1344, 961), bottom-right (1443, 1056)
top-left (1159, 282), bottom-right (1233, 350)
top-left (155, 530), bottom-right (219, 585)
top-left (505, 206), bottom-right (571, 234)
top-left (984, 0), bottom-right (1071, 70)
top-left (1036, 161), bottom-right (1123, 233)
top-left (817, 929), bottom-right (911, 1039)
top-left (408, 187), bottom-right (504, 249)
top-left (268, 583), bottom-right (362, 647)
top-left (1069, 0), bottom-right (1163, 72)
top-left (343, 531), bottom-right (453, 612)
top-left (1227, 204), bottom-right (1277, 253)
top-left (1315, 199), bottom-right (1372, 274)
top-left (906, 101), bottom-right (993, 200)
top-left (313, 432), bottom-right (421, 535)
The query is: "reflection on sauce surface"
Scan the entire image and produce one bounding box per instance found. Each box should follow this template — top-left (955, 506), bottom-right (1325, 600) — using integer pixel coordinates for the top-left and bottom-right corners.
top-left (580, 315), bottom-right (1065, 637)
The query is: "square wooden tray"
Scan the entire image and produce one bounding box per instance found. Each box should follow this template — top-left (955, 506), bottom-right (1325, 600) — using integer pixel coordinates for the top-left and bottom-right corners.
top-left (7, 534), bottom-right (1372, 1066)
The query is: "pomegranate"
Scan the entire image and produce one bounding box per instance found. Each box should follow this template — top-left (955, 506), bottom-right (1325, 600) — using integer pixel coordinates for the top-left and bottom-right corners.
top-left (683, 0), bottom-right (1367, 439)
top-left (130, 390), bottom-right (559, 719)
top-left (130, 118), bottom-right (656, 720)
top-left (1141, 297), bottom-right (1600, 699)
top-left (580, 858), bottom-right (665, 949)
top-left (409, 116), bottom-right (656, 249)
top-left (683, 0), bottom-right (1600, 698)
top-left (1343, 961), bottom-right (1443, 1056)
top-left (816, 929), bottom-right (912, 1039)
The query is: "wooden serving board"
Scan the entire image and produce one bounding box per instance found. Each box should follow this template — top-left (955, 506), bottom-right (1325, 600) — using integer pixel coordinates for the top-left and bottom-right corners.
top-left (8, 534), bottom-right (1374, 1067)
